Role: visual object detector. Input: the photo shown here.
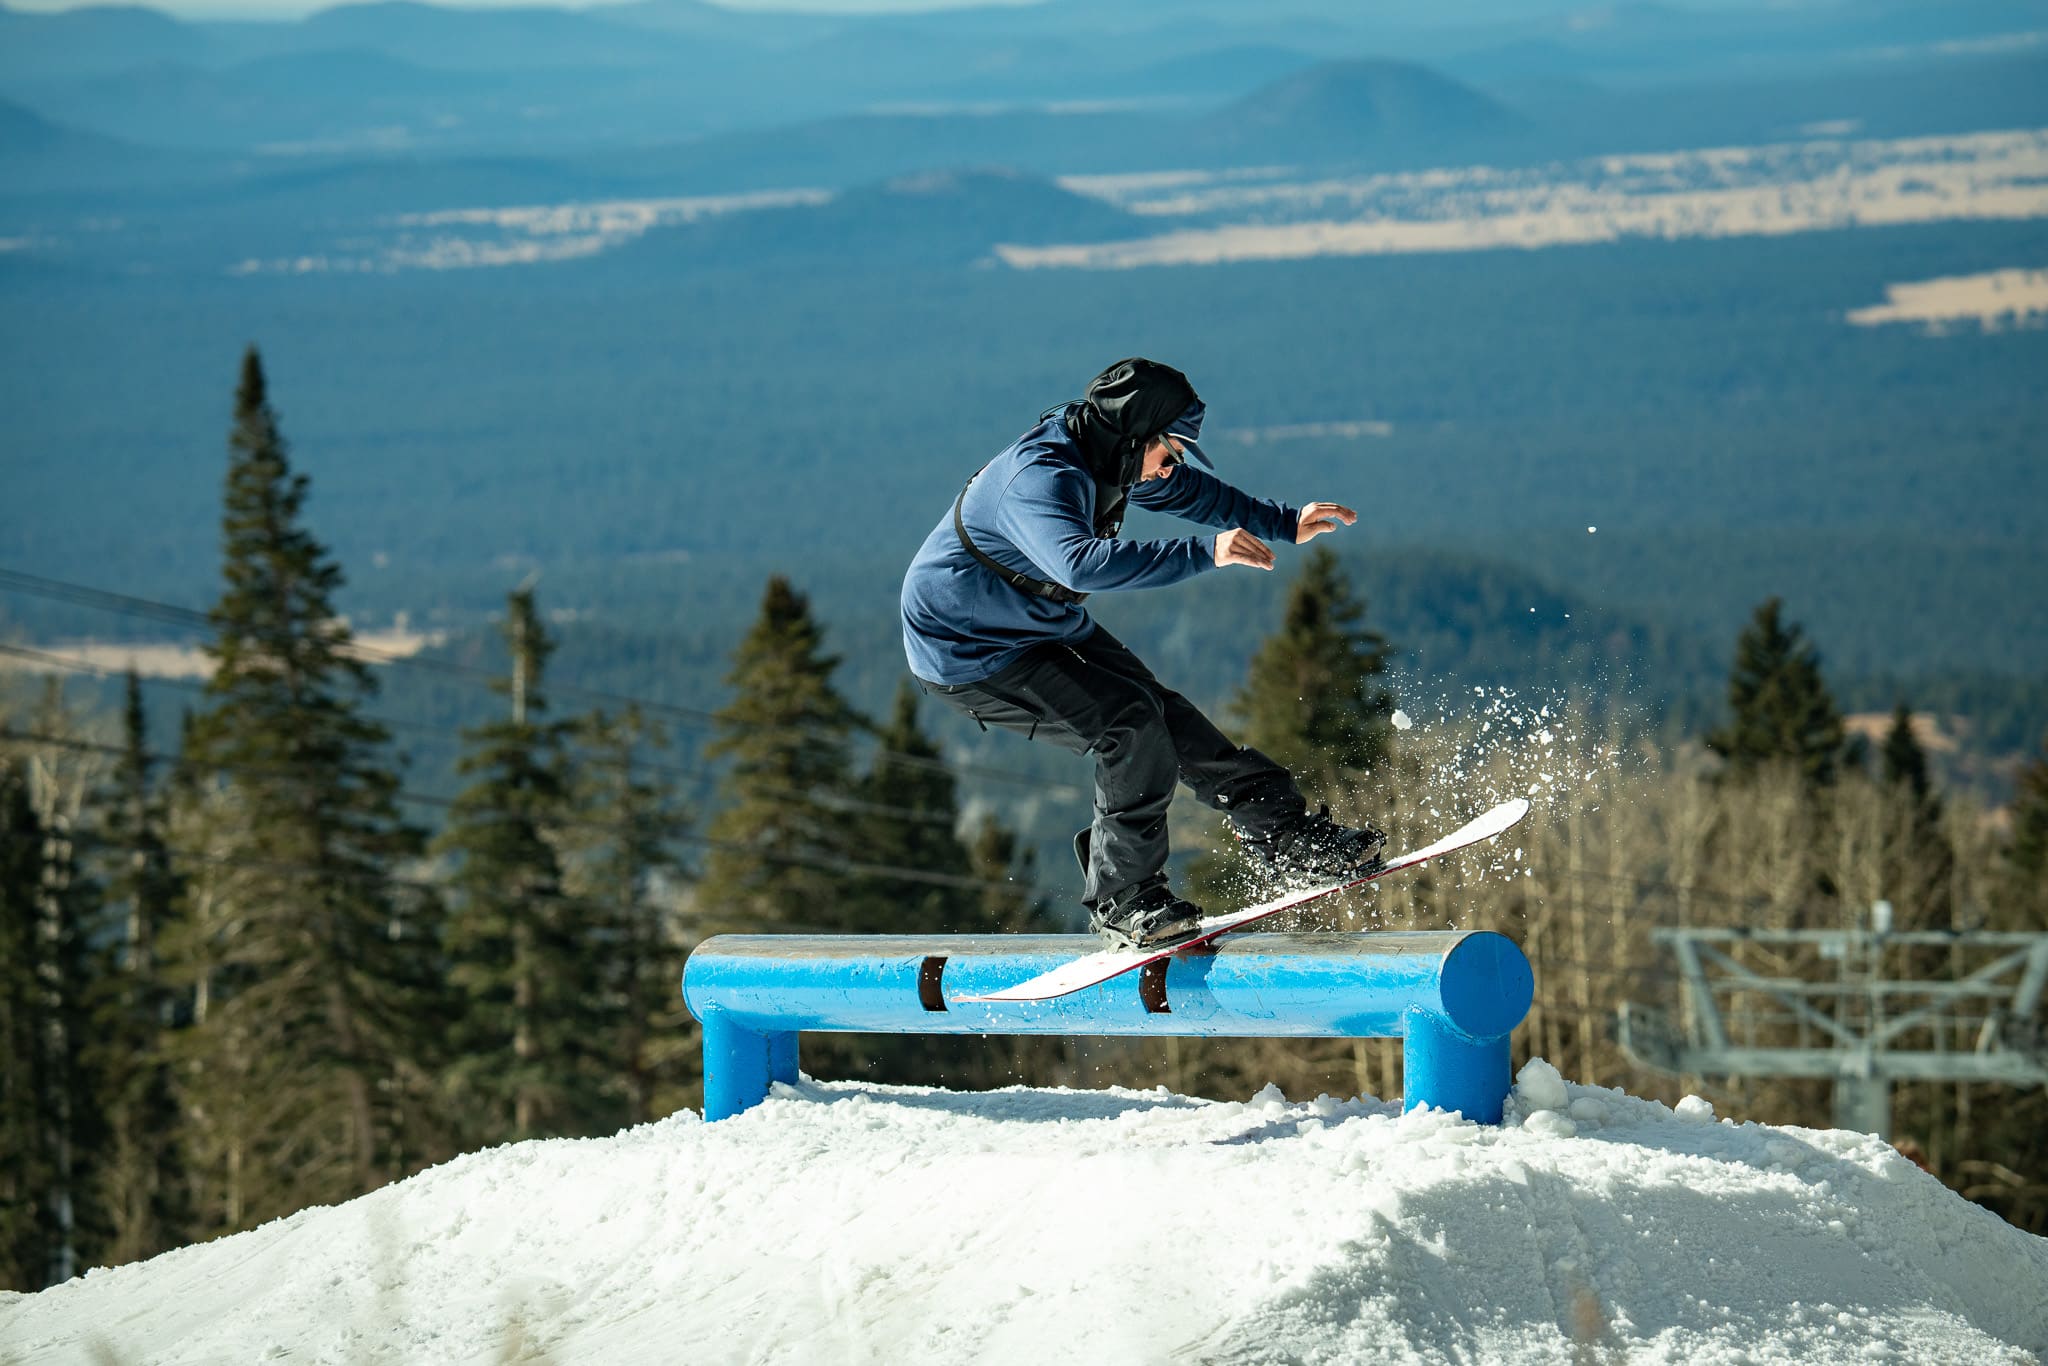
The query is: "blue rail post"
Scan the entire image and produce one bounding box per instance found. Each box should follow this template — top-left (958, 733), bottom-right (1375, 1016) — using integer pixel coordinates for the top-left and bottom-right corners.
top-left (683, 930), bottom-right (1533, 1124)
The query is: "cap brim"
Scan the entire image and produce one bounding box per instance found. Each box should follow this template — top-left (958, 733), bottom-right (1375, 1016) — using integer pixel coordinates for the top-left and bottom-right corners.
top-left (1174, 433), bottom-right (1215, 470)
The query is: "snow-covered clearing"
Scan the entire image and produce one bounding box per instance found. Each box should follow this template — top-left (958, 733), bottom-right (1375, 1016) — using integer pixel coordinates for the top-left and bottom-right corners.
top-left (1009, 128), bottom-right (2048, 269)
top-left (1846, 267), bottom-right (2048, 332)
top-left (5, 1061), bottom-right (2043, 1365)
top-left (0, 626), bottom-right (446, 683)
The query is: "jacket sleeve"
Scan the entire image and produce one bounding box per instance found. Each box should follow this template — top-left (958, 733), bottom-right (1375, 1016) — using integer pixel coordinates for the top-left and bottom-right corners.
top-left (993, 462), bottom-right (1215, 593)
top-left (1128, 466), bottom-right (1300, 544)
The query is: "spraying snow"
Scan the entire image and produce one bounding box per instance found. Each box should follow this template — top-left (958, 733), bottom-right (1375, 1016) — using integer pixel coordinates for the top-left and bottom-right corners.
top-left (4, 1066), bottom-right (2042, 1364)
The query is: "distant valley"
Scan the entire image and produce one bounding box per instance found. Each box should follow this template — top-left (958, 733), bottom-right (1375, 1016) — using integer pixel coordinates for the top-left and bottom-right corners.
top-left (2, 0), bottom-right (2044, 820)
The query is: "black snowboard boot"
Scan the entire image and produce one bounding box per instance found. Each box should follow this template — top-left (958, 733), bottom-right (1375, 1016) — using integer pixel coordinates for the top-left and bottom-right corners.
top-left (1088, 880), bottom-right (1205, 951)
top-left (1237, 805), bottom-right (1388, 888)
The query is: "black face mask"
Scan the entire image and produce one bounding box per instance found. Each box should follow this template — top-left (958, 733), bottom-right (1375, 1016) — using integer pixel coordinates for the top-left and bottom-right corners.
top-left (1060, 357), bottom-right (1200, 538)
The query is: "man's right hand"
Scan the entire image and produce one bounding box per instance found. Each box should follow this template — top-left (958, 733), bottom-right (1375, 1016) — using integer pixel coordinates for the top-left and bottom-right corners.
top-left (1214, 528), bottom-right (1275, 571)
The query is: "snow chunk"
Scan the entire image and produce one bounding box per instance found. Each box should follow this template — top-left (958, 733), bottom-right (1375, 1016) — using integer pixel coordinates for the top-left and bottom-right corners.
top-left (1522, 1109), bottom-right (1579, 1139)
top-left (1568, 1097), bottom-right (1610, 1127)
top-left (1514, 1057), bottom-right (1570, 1112)
top-left (1675, 1094), bottom-right (1718, 1124)
top-left (1390, 708), bottom-right (1414, 731)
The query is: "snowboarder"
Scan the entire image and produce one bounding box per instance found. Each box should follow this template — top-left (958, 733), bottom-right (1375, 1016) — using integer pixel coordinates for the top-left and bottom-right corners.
top-left (901, 357), bottom-right (1387, 950)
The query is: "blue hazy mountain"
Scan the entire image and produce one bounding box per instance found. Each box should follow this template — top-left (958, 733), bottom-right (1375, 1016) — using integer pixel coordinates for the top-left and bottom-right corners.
top-left (0, 3), bottom-right (208, 83)
top-left (16, 48), bottom-right (525, 154)
top-left (624, 167), bottom-right (1149, 269)
top-left (1, 0), bottom-right (2044, 771)
top-left (0, 95), bottom-right (209, 193)
top-left (12, 0), bottom-right (2043, 159)
top-left (1197, 58), bottom-right (1522, 161)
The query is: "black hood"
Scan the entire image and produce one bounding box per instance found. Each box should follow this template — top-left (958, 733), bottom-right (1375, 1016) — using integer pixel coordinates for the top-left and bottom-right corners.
top-left (1066, 357), bottom-right (1199, 488)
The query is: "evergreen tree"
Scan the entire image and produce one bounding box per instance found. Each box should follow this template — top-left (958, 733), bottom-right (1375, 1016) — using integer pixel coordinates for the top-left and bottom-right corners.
top-left (697, 577), bottom-right (864, 932)
top-left (1230, 547), bottom-right (1394, 800)
top-left (169, 347), bottom-right (435, 1230)
top-left (562, 704), bottom-right (694, 1125)
top-left (1876, 700), bottom-right (1950, 923)
top-left (965, 814), bottom-right (1046, 935)
top-left (0, 688), bottom-right (108, 1290)
top-left (1880, 703), bottom-right (1933, 805)
top-left (85, 674), bottom-right (189, 1266)
top-left (1704, 597), bottom-right (1846, 787)
top-left (0, 758), bottom-right (55, 1291)
top-left (437, 587), bottom-right (611, 1142)
top-left (1188, 549), bottom-right (1395, 909)
top-left (847, 681), bottom-right (976, 933)
top-left (2007, 732), bottom-right (2048, 922)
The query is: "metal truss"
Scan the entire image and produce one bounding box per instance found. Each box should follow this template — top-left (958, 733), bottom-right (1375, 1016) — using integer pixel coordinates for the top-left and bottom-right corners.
top-left (1618, 926), bottom-right (2048, 1136)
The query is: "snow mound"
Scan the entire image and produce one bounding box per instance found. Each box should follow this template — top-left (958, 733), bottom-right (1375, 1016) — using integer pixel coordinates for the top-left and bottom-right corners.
top-left (5, 1068), bottom-right (2045, 1365)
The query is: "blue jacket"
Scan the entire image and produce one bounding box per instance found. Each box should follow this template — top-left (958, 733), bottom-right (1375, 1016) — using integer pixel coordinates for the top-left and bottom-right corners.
top-left (901, 410), bottom-right (1300, 684)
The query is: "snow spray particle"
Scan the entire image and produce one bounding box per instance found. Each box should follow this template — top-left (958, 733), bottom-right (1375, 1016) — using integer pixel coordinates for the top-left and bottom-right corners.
top-left (1381, 679), bottom-right (1631, 884)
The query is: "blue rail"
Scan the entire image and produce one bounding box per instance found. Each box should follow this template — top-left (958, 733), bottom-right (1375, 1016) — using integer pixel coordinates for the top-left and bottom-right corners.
top-left (682, 930), bottom-right (1534, 1124)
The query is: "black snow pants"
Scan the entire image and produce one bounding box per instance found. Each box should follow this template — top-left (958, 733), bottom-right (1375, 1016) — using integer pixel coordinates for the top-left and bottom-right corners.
top-left (917, 626), bottom-right (1306, 908)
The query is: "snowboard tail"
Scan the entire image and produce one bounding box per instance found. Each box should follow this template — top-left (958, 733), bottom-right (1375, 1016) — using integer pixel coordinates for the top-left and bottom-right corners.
top-left (956, 798), bottom-right (1530, 1004)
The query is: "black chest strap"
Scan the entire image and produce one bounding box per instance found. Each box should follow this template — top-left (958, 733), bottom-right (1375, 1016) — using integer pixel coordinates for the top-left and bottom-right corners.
top-left (953, 464), bottom-right (1091, 606)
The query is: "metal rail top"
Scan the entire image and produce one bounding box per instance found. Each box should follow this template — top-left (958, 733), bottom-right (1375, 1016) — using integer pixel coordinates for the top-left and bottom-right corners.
top-left (689, 930), bottom-right (1488, 962)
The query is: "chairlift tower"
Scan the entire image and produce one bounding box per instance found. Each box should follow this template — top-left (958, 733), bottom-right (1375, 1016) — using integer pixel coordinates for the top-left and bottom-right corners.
top-left (1618, 907), bottom-right (2048, 1137)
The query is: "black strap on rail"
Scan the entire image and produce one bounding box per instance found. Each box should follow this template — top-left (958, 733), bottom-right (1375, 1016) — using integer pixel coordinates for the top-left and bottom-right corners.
top-left (952, 464), bottom-right (1090, 607)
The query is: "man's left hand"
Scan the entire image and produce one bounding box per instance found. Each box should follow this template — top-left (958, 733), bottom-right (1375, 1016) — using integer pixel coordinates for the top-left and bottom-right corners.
top-left (1296, 502), bottom-right (1358, 544)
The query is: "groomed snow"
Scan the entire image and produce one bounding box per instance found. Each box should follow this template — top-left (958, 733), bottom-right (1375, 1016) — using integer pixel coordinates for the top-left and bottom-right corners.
top-left (5, 1062), bottom-right (2045, 1364)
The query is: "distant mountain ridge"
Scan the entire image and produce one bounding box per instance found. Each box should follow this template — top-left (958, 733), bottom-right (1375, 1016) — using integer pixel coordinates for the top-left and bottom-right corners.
top-left (627, 167), bottom-right (1148, 268)
top-left (1200, 58), bottom-right (1524, 160)
top-left (6, 0), bottom-right (2039, 164)
top-left (0, 95), bottom-right (174, 192)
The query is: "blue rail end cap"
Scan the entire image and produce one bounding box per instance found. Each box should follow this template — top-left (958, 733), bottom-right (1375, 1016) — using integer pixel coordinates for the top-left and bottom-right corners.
top-left (1437, 931), bottom-right (1536, 1041)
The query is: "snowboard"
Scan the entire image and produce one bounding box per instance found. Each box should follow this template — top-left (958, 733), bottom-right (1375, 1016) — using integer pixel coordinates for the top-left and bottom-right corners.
top-left (955, 797), bottom-right (1530, 1004)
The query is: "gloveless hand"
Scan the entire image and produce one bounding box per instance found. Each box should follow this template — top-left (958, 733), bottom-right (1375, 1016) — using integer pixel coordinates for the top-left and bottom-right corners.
top-left (1214, 528), bottom-right (1276, 570)
top-left (1296, 502), bottom-right (1358, 544)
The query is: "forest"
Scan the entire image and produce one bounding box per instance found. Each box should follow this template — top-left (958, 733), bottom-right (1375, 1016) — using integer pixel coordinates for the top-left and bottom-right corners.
top-left (4, 215), bottom-right (2045, 794)
top-left (4, 346), bottom-right (2045, 1294)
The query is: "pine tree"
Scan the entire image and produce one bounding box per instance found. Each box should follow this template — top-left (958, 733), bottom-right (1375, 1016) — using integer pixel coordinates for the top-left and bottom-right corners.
top-left (561, 704), bottom-right (694, 1125)
top-left (1230, 547), bottom-right (1394, 800)
top-left (697, 577), bottom-right (864, 932)
top-left (847, 681), bottom-right (975, 934)
top-left (2007, 733), bottom-right (2048, 922)
top-left (1876, 700), bottom-right (1950, 924)
top-left (0, 758), bottom-right (56, 1291)
top-left (0, 685), bottom-right (109, 1290)
top-left (437, 587), bottom-right (612, 1142)
top-left (1187, 549), bottom-right (1395, 910)
top-left (85, 674), bottom-right (189, 1266)
top-left (1880, 703), bottom-right (1933, 805)
top-left (964, 814), bottom-right (1045, 935)
top-left (169, 347), bottom-right (435, 1230)
top-left (1704, 597), bottom-right (1846, 787)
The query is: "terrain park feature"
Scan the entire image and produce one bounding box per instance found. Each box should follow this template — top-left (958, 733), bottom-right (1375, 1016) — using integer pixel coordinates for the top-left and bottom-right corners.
top-left (682, 800), bottom-right (1535, 1124)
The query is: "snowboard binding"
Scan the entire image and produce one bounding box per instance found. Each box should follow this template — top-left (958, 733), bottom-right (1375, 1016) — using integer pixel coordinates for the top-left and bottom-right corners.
top-left (1087, 880), bottom-right (1205, 951)
top-left (1236, 805), bottom-right (1388, 890)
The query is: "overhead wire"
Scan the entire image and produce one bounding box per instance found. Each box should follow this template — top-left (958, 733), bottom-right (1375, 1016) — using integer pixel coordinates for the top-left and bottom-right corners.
top-left (0, 566), bottom-right (1079, 794)
top-left (10, 719), bottom-right (1844, 969)
top-left (0, 640), bottom-right (983, 829)
top-left (2, 727), bottom-right (1034, 898)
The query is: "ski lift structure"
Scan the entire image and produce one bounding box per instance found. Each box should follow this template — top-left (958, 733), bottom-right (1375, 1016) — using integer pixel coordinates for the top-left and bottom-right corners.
top-left (1618, 910), bottom-right (2048, 1137)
